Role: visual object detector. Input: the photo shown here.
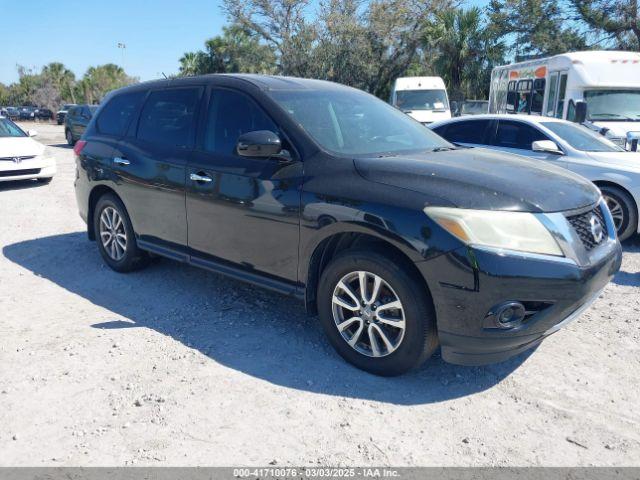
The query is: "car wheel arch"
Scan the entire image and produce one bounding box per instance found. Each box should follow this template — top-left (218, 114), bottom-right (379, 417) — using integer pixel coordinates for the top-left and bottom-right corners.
top-left (87, 185), bottom-right (124, 241)
top-left (303, 229), bottom-right (434, 317)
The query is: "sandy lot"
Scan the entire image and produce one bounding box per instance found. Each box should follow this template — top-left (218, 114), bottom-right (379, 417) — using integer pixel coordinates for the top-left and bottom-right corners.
top-left (1, 122), bottom-right (639, 466)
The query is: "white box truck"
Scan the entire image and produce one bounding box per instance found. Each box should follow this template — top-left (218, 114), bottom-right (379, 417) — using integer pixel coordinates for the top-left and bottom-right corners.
top-left (390, 77), bottom-right (451, 124)
top-left (488, 51), bottom-right (640, 151)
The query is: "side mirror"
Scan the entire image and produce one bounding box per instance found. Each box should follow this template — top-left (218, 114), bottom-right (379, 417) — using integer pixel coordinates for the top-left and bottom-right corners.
top-left (532, 140), bottom-right (563, 155)
top-left (574, 101), bottom-right (588, 124)
top-left (236, 130), bottom-right (282, 158)
top-left (27, 130), bottom-right (38, 137)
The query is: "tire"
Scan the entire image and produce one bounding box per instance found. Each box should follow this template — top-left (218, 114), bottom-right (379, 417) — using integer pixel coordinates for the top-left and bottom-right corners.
top-left (600, 185), bottom-right (638, 241)
top-left (317, 249), bottom-right (438, 376)
top-left (37, 177), bottom-right (53, 184)
top-left (93, 193), bottom-right (150, 273)
top-left (66, 129), bottom-right (75, 146)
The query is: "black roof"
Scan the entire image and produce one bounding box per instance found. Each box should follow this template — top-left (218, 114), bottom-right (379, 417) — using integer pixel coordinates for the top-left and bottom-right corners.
top-left (110, 74), bottom-right (352, 98)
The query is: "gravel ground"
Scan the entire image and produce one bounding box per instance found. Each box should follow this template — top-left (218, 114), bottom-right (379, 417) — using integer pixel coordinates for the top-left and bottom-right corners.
top-left (1, 122), bottom-right (639, 466)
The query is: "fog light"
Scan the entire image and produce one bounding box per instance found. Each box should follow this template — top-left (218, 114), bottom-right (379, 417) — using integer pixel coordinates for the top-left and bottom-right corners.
top-left (483, 301), bottom-right (526, 330)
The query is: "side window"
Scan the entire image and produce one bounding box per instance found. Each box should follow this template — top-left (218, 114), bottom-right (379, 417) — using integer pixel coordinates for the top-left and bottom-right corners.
top-left (530, 79), bottom-right (545, 115)
top-left (439, 120), bottom-right (491, 145)
top-left (493, 121), bottom-right (549, 150)
top-left (96, 91), bottom-right (146, 137)
top-left (137, 88), bottom-right (201, 147)
top-left (516, 80), bottom-right (532, 114)
top-left (204, 89), bottom-right (278, 155)
top-left (546, 73), bottom-right (559, 116)
top-left (555, 74), bottom-right (568, 119)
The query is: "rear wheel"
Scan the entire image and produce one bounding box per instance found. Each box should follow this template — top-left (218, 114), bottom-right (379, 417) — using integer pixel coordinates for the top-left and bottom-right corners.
top-left (94, 193), bottom-right (149, 272)
top-left (600, 185), bottom-right (637, 241)
top-left (317, 249), bottom-right (438, 376)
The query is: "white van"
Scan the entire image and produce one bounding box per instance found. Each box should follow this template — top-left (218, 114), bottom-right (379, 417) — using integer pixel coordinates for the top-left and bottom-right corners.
top-left (488, 51), bottom-right (640, 151)
top-left (390, 77), bottom-right (451, 124)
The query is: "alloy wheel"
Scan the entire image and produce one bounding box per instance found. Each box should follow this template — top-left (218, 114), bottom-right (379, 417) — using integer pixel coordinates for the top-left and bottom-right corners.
top-left (99, 206), bottom-right (127, 261)
top-left (604, 194), bottom-right (624, 233)
top-left (331, 271), bottom-right (406, 358)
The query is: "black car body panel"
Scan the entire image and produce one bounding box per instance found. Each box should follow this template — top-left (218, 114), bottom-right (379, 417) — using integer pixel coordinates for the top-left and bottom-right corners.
top-left (354, 149), bottom-right (599, 212)
top-left (74, 74), bottom-right (622, 367)
top-left (66, 105), bottom-right (97, 142)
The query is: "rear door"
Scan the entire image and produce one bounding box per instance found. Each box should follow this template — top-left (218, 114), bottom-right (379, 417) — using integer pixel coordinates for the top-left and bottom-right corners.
top-left (109, 86), bottom-right (203, 256)
top-left (432, 119), bottom-right (494, 148)
top-left (185, 86), bottom-right (302, 284)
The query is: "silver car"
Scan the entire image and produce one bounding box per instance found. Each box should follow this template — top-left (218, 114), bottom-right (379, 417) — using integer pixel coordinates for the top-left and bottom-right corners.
top-left (430, 114), bottom-right (640, 240)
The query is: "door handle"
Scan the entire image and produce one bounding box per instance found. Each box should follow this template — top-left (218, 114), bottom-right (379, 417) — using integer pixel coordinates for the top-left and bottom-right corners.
top-left (190, 172), bottom-right (213, 183)
top-left (113, 157), bottom-right (130, 166)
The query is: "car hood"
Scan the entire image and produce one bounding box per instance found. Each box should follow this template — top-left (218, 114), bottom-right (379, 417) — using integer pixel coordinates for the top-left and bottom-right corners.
top-left (585, 150), bottom-right (640, 172)
top-left (354, 148), bottom-right (600, 213)
top-left (591, 121), bottom-right (640, 138)
top-left (0, 137), bottom-right (45, 157)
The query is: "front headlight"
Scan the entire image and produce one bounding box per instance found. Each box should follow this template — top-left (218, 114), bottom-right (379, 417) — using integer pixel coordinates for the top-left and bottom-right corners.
top-left (424, 207), bottom-right (563, 256)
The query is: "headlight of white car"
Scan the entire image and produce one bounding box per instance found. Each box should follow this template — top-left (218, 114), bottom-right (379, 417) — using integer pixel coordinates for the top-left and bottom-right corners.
top-left (424, 207), bottom-right (563, 256)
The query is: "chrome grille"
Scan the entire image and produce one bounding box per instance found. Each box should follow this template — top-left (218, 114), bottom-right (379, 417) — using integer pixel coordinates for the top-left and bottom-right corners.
top-left (566, 206), bottom-right (608, 251)
top-left (0, 155), bottom-right (36, 162)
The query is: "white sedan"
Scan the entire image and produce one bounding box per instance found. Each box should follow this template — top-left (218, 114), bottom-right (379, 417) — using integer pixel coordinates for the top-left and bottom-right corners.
top-left (430, 114), bottom-right (640, 240)
top-left (0, 116), bottom-right (56, 184)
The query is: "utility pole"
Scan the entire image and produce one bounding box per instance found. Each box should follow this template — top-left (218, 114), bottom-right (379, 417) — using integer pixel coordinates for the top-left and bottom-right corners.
top-left (117, 42), bottom-right (126, 69)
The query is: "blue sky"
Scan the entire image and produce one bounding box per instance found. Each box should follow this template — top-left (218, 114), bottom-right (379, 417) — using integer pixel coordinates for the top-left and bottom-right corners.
top-left (1, 0), bottom-right (488, 85)
top-left (1, 0), bottom-right (227, 84)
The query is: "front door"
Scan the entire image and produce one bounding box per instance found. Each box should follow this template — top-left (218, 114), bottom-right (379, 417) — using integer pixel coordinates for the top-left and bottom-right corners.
top-left (490, 119), bottom-right (568, 167)
top-left (186, 87), bottom-right (302, 285)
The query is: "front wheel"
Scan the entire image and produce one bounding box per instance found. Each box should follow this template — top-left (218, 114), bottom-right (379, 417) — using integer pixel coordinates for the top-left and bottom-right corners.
top-left (94, 194), bottom-right (149, 273)
top-left (600, 185), bottom-right (638, 241)
top-left (317, 249), bottom-right (438, 376)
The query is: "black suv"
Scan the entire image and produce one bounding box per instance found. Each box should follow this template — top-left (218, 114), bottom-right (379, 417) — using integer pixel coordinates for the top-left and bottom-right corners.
top-left (74, 75), bottom-right (622, 376)
top-left (65, 105), bottom-right (98, 145)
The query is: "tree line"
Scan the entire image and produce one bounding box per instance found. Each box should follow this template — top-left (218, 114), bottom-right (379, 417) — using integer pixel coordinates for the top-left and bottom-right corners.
top-left (0, 63), bottom-right (137, 111)
top-left (179, 0), bottom-right (640, 101)
top-left (2, 0), bottom-right (638, 110)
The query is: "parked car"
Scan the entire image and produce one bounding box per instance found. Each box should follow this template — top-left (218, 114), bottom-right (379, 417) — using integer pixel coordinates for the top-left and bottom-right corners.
top-left (65, 105), bottom-right (98, 145)
top-left (458, 100), bottom-right (489, 116)
top-left (18, 106), bottom-right (36, 120)
top-left (74, 75), bottom-right (621, 376)
top-left (430, 114), bottom-right (640, 241)
top-left (4, 107), bottom-right (20, 121)
top-left (56, 103), bottom-right (76, 125)
top-left (0, 116), bottom-right (56, 183)
top-left (35, 108), bottom-right (53, 120)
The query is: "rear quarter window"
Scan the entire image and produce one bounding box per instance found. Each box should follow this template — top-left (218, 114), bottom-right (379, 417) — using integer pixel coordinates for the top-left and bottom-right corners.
top-left (95, 91), bottom-right (146, 137)
top-left (440, 120), bottom-right (492, 144)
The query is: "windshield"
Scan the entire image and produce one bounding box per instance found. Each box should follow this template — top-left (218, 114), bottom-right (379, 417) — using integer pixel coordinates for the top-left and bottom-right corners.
top-left (541, 121), bottom-right (624, 152)
top-left (585, 90), bottom-right (640, 121)
top-left (395, 90), bottom-right (449, 112)
top-left (269, 88), bottom-right (453, 156)
top-left (461, 101), bottom-right (488, 115)
top-left (0, 118), bottom-right (27, 138)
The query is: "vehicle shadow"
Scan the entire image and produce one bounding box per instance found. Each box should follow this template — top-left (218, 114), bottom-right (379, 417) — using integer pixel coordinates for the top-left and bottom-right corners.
top-left (0, 179), bottom-right (44, 192)
top-left (614, 238), bottom-right (640, 287)
top-left (3, 232), bottom-right (531, 405)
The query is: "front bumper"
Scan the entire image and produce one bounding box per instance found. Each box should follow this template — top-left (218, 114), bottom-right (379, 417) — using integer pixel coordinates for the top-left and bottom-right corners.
top-left (417, 203), bottom-right (622, 366)
top-left (0, 157), bottom-right (56, 182)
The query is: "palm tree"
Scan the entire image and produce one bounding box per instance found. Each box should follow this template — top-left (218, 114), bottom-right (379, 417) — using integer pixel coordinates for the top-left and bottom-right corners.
top-left (425, 8), bottom-right (503, 100)
top-left (179, 52), bottom-right (201, 76)
top-left (42, 62), bottom-right (77, 103)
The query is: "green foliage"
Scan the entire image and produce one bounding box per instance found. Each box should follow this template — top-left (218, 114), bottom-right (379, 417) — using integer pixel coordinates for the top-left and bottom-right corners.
top-left (179, 25), bottom-right (277, 76)
top-left (424, 7), bottom-right (505, 100)
top-left (488, 0), bottom-right (588, 60)
top-left (572, 0), bottom-right (640, 49)
top-left (77, 64), bottom-right (138, 104)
